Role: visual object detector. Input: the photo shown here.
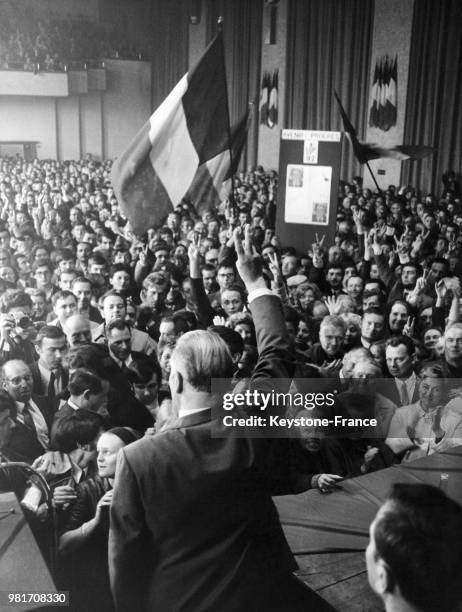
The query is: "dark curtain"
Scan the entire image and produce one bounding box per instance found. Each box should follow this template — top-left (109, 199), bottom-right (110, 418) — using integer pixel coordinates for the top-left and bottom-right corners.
top-left (285, 0), bottom-right (374, 181)
top-left (150, 0), bottom-right (189, 111)
top-left (205, 0), bottom-right (262, 170)
top-left (401, 0), bottom-right (462, 195)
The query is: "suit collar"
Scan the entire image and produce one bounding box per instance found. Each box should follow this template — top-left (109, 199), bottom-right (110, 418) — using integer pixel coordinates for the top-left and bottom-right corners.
top-left (170, 408), bottom-right (212, 430)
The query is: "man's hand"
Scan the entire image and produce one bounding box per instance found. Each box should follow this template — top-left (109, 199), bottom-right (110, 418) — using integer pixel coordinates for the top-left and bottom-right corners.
top-left (137, 244), bottom-right (151, 267)
top-left (188, 232), bottom-right (202, 279)
top-left (324, 296), bottom-right (341, 315)
top-left (435, 279), bottom-right (447, 303)
top-left (371, 230), bottom-right (383, 257)
top-left (234, 225), bottom-right (266, 293)
top-left (53, 485), bottom-right (77, 508)
top-left (316, 474), bottom-right (343, 493)
top-left (0, 314), bottom-right (15, 341)
top-left (318, 359), bottom-right (342, 377)
top-left (309, 233), bottom-right (325, 268)
top-left (402, 316), bottom-right (415, 337)
top-left (267, 251), bottom-right (282, 284)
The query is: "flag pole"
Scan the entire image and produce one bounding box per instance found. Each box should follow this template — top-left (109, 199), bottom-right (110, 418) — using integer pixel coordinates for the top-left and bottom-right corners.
top-left (217, 16), bottom-right (236, 216)
top-left (365, 160), bottom-right (382, 194)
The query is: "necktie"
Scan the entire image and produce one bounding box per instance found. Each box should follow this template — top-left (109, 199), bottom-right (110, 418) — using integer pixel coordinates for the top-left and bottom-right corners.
top-left (47, 371), bottom-right (56, 398)
top-left (400, 381), bottom-right (409, 406)
top-left (22, 402), bottom-right (36, 432)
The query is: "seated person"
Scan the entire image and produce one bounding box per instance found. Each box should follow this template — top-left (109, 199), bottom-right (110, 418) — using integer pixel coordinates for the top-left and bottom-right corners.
top-left (386, 362), bottom-right (462, 462)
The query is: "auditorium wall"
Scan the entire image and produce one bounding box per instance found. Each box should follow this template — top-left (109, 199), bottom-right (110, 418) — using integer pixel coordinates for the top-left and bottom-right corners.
top-left (0, 60), bottom-right (151, 161)
top-left (364, 0), bottom-right (415, 189)
top-left (1, 0), bottom-right (100, 21)
top-left (257, 0), bottom-right (288, 172)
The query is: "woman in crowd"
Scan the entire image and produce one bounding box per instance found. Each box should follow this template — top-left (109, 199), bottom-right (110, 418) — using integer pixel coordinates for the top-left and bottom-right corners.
top-left (59, 427), bottom-right (139, 612)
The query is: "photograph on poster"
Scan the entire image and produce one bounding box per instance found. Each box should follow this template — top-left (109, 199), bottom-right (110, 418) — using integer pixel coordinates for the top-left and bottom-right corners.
top-left (303, 138), bottom-right (319, 164)
top-left (284, 164), bottom-right (332, 225)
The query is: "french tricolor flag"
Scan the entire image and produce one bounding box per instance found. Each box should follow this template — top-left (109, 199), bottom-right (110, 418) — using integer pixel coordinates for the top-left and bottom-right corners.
top-left (111, 32), bottom-right (231, 235)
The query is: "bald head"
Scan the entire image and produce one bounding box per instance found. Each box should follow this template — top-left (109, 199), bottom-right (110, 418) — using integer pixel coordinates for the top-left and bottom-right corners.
top-left (62, 314), bottom-right (92, 348)
top-left (2, 359), bottom-right (33, 402)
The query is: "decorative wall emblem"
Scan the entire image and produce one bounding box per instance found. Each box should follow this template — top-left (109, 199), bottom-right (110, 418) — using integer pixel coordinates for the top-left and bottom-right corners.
top-left (369, 55), bottom-right (397, 132)
top-left (260, 69), bottom-right (278, 128)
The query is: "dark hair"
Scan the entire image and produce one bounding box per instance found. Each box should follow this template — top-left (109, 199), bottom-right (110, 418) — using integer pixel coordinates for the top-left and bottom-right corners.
top-left (385, 334), bottom-right (415, 356)
top-left (72, 276), bottom-right (93, 289)
top-left (221, 283), bottom-right (246, 302)
top-left (32, 244), bottom-right (50, 259)
top-left (208, 326), bottom-right (244, 358)
top-left (98, 227), bottom-right (116, 242)
top-left (217, 263), bottom-right (235, 274)
top-left (68, 344), bottom-right (114, 381)
top-left (363, 307), bottom-right (385, 318)
top-left (106, 317), bottom-right (130, 335)
top-left (51, 411), bottom-right (103, 453)
top-left (283, 305), bottom-right (300, 327)
top-left (57, 248), bottom-right (75, 262)
top-left (89, 252), bottom-right (107, 266)
top-left (172, 310), bottom-right (198, 334)
top-left (99, 290), bottom-right (126, 308)
top-left (110, 263), bottom-right (131, 277)
top-left (126, 353), bottom-right (162, 386)
top-left (106, 427), bottom-right (140, 445)
top-left (201, 263), bottom-right (217, 273)
top-left (362, 288), bottom-right (387, 305)
top-left (35, 325), bottom-right (66, 346)
top-left (32, 259), bottom-right (53, 273)
top-left (386, 299), bottom-right (412, 328)
top-left (68, 368), bottom-right (103, 396)
top-left (1, 290), bottom-right (32, 313)
top-left (52, 290), bottom-right (77, 308)
top-left (430, 256), bottom-right (450, 269)
top-left (415, 361), bottom-right (445, 379)
top-left (374, 483), bottom-right (462, 612)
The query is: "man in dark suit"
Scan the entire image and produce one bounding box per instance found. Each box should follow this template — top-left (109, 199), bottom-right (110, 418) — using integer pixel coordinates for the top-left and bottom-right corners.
top-left (67, 343), bottom-right (154, 433)
top-left (51, 367), bottom-right (109, 434)
top-left (109, 227), bottom-right (319, 612)
top-left (28, 325), bottom-right (69, 399)
top-left (383, 335), bottom-right (419, 407)
top-left (104, 318), bottom-right (146, 376)
top-left (1, 359), bottom-right (52, 463)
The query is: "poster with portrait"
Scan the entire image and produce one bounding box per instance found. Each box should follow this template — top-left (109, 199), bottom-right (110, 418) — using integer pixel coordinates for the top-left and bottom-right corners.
top-left (285, 164), bottom-right (331, 226)
top-left (276, 130), bottom-right (342, 253)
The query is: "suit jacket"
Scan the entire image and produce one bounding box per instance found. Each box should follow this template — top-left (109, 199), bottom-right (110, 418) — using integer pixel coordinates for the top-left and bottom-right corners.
top-left (5, 395), bottom-right (53, 464)
top-left (109, 294), bottom-right (298, 612)
top-left (28, 360), bottom-right (69, 399)
top-left (379, 375), bottom-right (419, 408)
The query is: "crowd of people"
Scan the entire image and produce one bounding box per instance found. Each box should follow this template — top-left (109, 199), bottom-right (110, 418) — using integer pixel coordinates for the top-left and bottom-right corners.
top-left (0, 4), bottom-right (146, 71)
top-left (0, 152), bottom-right (462, 610)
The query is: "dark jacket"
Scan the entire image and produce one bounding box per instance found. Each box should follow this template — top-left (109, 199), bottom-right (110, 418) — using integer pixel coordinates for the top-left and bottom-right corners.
top-left (109, 294), bottom-right (298, 612)
top-left (28, 360), bottom-right (69, 399)
top-left (59, 475), bottom-right (113, 612)
top-left (5, 395), bottom-right (53, 464)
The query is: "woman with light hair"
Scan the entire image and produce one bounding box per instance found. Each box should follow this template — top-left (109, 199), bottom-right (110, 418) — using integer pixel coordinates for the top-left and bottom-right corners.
top-left (227, 311), bottom-right (256, 346)
top-left (340, 312), bottom-right (362, 350)
top-left (295, 282), bottom-right (322, 314)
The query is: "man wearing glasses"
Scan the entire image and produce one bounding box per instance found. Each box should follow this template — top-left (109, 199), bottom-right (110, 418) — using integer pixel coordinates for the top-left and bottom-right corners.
top-left (1, 359), bottom-right (52, 463)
